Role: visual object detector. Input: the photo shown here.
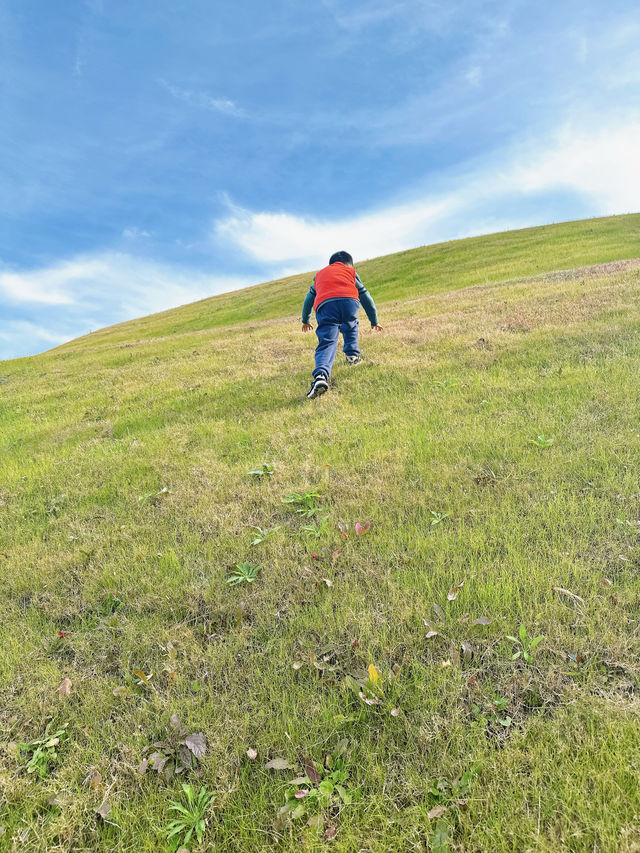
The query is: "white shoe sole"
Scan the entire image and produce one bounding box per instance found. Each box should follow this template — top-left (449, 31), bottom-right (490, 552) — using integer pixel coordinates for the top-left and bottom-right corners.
top-left (307, 381), bottom-right (328, 399)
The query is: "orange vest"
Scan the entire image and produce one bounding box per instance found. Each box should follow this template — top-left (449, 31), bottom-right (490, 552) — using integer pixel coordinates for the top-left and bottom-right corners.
top-left (313, 263), bottom-right (359, 310)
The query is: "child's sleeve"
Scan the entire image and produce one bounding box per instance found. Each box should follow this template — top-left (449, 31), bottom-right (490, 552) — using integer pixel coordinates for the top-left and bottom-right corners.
top-left (301, 279), bottom-right (316, 323)
top-left (355, 274), bottom-right (379, 326)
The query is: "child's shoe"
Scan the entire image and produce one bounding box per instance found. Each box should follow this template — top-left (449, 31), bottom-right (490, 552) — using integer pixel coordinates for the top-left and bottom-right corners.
top-left (306, 374), bottom-right (329, 399)
top-left (345, 354), bottom-right (363, 365)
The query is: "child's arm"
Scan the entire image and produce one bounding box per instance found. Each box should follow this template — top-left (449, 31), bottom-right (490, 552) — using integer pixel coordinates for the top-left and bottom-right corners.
top-left (301, 281), bottom-right (316, 331)
top-left (356, 274), bottom-right (382, 329)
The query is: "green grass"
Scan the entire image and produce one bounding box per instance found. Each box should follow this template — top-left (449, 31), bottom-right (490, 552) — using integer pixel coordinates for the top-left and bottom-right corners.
top-left (1, 213), bottom-right (640, 852)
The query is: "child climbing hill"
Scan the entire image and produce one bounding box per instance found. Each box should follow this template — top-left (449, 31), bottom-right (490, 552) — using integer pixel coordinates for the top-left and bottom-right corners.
top-left (301, 251), bottom-right (383, 399)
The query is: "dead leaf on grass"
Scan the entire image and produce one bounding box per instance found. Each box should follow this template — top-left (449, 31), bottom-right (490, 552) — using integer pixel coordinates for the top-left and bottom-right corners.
top-left (246, 748), bottom-right (257, 760)
top-left (422, 619), bottom-right (438, 638)
top-left (473, 616), bottom-right (492, 626)
top-left (324, 824), bottom-right (337, 841)
top-left (447, 581), bottom-right (464, 601)
top-left (265, 757), bottom-right (295, 771)
top-left (428, 805), bottom-right (447, 820)
top-left (302, 757), bottom-right (321, 783)
top-left (96, 801), bottom-right (111, 821)
top-left (133, 669), bottom-right (153, 685)
top-left (57, 677), bottom-right (72, 697)
top-left (358, 691), bottom-right (380, 705)
top-left (355, 521), bottom-right (371, 535)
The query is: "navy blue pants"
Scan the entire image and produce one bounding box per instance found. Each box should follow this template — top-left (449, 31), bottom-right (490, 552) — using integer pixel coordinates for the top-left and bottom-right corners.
top-left (313, 298), bottom-right (360, 378)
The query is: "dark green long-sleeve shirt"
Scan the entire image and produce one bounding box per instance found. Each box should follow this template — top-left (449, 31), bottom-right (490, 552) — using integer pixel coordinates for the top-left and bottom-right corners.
top-left (301, 272), bottom-right (378, 326)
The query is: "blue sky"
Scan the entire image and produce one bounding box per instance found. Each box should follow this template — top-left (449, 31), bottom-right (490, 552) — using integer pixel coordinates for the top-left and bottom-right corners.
top-left (1, 0), bottom-right (639, 360)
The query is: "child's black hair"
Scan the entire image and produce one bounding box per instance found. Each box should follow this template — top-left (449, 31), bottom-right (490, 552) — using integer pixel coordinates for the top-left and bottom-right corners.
top-left (329, 251), bottom-right (353, 266)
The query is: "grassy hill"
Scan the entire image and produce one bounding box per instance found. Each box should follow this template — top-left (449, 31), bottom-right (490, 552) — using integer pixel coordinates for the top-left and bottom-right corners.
top-left (2, 213), bottom-right (640, 852)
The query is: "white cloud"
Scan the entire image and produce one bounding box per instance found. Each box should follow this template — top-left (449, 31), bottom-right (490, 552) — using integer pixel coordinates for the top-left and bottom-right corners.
top-left (160, 80), bottom-right (244, 117)
top-left (0, 253), bottom-right (254, 359)
top-left (122, 226), bottom-right (151, 239)
top-left (0, 321), bottom-right (68, 346)
top-left (215, 197), bottom-right (455, 267)
top-left (0, 268), bottom-right (74, 305)
top-left (214, 119), bottom-right (640, 268)
top-left (511, 123), bottom-right (640, 213)
top-left (1, 253), bottom-right (249, 315)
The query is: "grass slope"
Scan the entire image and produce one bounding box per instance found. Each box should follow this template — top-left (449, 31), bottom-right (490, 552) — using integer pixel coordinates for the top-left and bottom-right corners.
top-left (1, 213), bottom-right (640, 852)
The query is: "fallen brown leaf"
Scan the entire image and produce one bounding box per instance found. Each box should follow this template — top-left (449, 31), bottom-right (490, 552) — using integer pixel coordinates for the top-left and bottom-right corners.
top-left (324, 824), bottom-right (338, 841)
top-left (302, 756), bottom-right (321, 784)
top-left (57, 677), bottom-right (72, 697)
top-left (265, 757), bottom-right (294, 771)
top-left (96, 801), bottom-right (111, 821)
top-left (428, 805), bottom-right (447, 820)
top-left (422, 619), bottom-right (439, 638)
top-left (447, 581), bottom-right (464, 601)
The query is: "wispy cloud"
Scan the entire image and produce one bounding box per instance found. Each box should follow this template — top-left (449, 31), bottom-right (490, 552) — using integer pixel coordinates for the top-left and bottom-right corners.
top-left (122, 226), bottom-right (151, 240)
top-left (0, 321), bottom-right (69, 347)
top-left (0, 268), bottom-right (74, 305)
top-left (319, 0), bottom-right (477, 35)
top-left (160, 80), bottom-right (244, 117)
top-left (0, 253), bottom-right (252, 359)
top-left (214, 119), bottom-right (640, 268)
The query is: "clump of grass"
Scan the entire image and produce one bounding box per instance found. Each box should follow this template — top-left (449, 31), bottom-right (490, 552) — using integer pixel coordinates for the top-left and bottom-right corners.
top-left (165, 784), bottom-right (215, 850)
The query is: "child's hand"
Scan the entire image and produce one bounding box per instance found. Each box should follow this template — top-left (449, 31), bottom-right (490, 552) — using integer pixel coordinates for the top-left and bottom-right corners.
top-left (372, 324), bottom-right (384, 331)
top-left (302, 323), bottom-right (313, 332)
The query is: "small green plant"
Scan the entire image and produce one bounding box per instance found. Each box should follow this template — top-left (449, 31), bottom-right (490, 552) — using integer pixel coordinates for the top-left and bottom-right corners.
top-left (282, 490), bottom-right (324, 518)
top-left (424, 768), bottom-right (477, 852)
top-left (140, 714), bottom-right (206, 781)
top-left (433, 379), bottom-right (459, 389)
top-left (248, 464), bottom-right (274, 478)
top-left (429, 510), bottom-right (450, 525)
top-left (251, 525), bottom-right (280, 545)
top-left (529, 433), bottom-right (554, 447)
top-left (18, 723), bottom-right (68, 779)
top-left (345, 664), bottom-right (399, 717)
top-left (507, 623), bottom-right (543, 663)
top-left (471, 693), bottom-right (512, 729)
top-left (166, 783), bottom-right (215, 850)
top-left (302, 516), bottom-right (330, 538)
top-left (226, 561), bottom-right (262, 585)
top-left (277, 743), bottom-right (356, 829)
top-left (101, 591), bottom-right (122, 614)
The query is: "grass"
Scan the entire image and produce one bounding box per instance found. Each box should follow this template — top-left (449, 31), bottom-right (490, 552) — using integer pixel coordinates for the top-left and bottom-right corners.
top-left (1, 213), bottom-right (640, 851)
